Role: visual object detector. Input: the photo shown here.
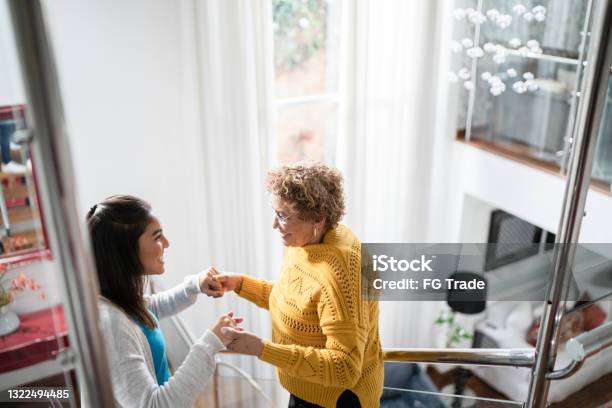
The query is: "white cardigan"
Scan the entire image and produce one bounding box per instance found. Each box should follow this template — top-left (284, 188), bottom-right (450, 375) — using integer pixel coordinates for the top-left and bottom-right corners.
top-left (98, 275), bottom-right (224, 408)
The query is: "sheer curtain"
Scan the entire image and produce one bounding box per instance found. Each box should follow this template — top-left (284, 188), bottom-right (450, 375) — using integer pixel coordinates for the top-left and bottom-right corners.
top-left (337, 0), bottom-right (446, 348)
top-left (174, 0), bottom-right (282, 379)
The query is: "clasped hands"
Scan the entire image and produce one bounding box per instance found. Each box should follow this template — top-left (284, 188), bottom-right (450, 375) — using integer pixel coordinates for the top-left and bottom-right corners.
top-left (200, 267), bottom-right (264, 357)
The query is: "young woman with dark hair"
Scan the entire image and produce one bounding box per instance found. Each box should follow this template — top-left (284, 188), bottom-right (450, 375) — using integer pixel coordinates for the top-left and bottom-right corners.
top-left (87, 195), bottom-right (239, 408)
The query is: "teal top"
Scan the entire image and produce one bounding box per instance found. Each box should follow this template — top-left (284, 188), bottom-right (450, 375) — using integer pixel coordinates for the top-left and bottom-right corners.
top-left (136, 311), bottom-right (171, 385)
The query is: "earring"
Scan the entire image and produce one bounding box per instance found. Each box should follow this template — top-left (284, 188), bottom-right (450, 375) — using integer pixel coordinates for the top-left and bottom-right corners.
top-left (314, 227), bottom-right (318, 238)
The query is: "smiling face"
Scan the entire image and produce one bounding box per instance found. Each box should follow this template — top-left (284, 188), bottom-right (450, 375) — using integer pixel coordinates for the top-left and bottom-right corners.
top-left (271, 195), bottom-right (325, 247)
top-left (138, 216), bottom-right (169, 275)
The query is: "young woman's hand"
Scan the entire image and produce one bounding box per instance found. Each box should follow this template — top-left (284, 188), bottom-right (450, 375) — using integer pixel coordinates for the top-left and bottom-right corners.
top-left (199, 266), bottom-right (224, 297)
top-left (215, 274), bottom-right (244, 293)
top-left (210, 312), bottom-right (243, 346)
top-left (221, 327), bottom-right (264, 357)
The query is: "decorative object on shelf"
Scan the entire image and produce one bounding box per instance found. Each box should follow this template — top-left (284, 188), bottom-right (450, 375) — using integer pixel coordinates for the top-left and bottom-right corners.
top-left (466, 46), bottom-right (484, 59)
top-left (526, 39), bottom-right (542, 54)
top-left (460, 37), bottom-right (473, 49)
top-left (458, 67), bottom-right (471, 80)
top-left (483, 42), bottom-right (496, 53)
top-left (494, 13), bottom-right (512, 29)
top-left (0, 264), bottom-right (44, 336)
top-left (508, 37), bottom-right (521, 49)
top-left (512, 4), bottom-right (527, 16)
top-left (451, 1), bottom-right (607, 186)
top-left (513, 80), bottom-right (528, 94)
top-left (468, 10), bottom-right (486, 25)
top-left (486, 75), bottom-right (506, 96)
top-left (492, 52), bottom-right (506, 65)
top-left (0, 304), bottom-right (19, 336)
top-left (532, 5), bottom-right (547, 22)
top-left (485, 8), bottom-right (499, 21)
top-left (0, 105), bottom-right (50, 266)
top-left (448, 5), bottom-right (554, 97)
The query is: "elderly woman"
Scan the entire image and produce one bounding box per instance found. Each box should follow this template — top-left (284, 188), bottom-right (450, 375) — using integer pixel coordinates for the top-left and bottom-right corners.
top-left (218, 162), bottom-right (384, 408)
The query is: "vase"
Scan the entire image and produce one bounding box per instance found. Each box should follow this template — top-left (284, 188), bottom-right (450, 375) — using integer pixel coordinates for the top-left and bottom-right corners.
top-left (0, 304), bottom-right (20, 336)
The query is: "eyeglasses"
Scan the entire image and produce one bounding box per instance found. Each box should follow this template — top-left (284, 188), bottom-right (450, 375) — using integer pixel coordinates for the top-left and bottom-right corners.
top-left (272, 208), bottom-right (298, 226)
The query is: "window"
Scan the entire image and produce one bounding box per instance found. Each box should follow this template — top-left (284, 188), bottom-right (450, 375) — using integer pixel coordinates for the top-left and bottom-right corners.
top-left (271, 0), bottom-right (344, 164)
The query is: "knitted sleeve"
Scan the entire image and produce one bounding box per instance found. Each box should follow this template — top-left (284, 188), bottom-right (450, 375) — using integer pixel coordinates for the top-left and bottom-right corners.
top-left (236, 275), bottom-right (274, 310)
top-left (258, 259), bottom-right (366, 388)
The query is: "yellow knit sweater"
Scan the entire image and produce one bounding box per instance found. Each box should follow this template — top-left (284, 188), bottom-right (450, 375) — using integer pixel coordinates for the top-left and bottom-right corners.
top-left (237, 224), bottom-right (384, 408)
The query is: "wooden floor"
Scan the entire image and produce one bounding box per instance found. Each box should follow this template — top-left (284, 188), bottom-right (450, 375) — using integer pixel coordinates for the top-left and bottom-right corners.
top-left (427, 366), bottom-right (612, 408)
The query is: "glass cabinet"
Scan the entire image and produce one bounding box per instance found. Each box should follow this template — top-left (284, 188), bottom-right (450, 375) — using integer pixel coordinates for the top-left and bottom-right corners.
top-left (451, 0), bottom-right (612, 189)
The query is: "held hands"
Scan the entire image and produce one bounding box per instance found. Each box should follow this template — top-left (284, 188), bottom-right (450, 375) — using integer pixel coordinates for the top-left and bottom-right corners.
top-left (210, 314), bottom-right (265, 356)
top-left (221, 327), bottom-right (265, 357)
top-left (198, 267), bottom-right (244, 298)
top-left (210, 312), bottom-right (244, 346)
top-left (215, 274), bottom-right (243, 293)
top-left (199, 267), bottom-right (223, 297)
top-left (200, 268), bottom-right (262, 355)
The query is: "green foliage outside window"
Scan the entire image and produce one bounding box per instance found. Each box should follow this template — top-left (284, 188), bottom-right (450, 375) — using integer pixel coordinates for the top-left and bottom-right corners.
top-left (272, 0), bottom-right (327, 73)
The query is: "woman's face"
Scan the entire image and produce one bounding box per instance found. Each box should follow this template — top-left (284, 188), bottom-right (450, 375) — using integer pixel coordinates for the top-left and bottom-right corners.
top-left (138, 216), bottom-right (170, 275)
top-left (271, 196), bottom-right (323, 247)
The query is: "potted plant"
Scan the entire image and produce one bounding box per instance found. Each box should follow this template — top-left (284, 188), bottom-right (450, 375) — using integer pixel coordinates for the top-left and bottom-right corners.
top-left (0, 264), bottom-right (44, 336)
top-left (435, 308), bottom-right (473, 348)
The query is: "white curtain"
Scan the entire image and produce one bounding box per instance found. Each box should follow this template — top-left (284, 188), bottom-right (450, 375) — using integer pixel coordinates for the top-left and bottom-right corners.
top-left (337, 0), bottom-right (446, 348)
top-left (173, 0), bottom-right (282, 380)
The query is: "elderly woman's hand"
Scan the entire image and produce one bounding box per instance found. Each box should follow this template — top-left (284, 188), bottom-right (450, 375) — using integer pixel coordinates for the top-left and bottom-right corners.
top-left (210, 312), bottom-right (243, 346)
top-left (199, 266), bottom-right (224, 297)
top-left (216, 274), bottom-right (244, 293)
top-left (221, 327), bottom-right (264, 357)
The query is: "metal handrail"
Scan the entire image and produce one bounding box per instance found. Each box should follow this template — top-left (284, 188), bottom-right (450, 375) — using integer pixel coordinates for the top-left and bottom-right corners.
top-left (546, 320), bottom-right (612, 380)
top-left (526, 0), bottom-right (612, 405)
top-left (382, 320), bottom-right (612, 380)
top-left (565, 320), bottom-right (612, 363)
top-left (165, 308), bottom-right (610, 400)
top-left (383, 347), bottom-right (535, 368)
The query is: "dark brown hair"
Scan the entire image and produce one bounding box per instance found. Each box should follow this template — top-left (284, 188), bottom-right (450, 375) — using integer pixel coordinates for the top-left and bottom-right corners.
top-left (266, 161), bottom-right (345, 231)
top-left (86, 195), bottom-right (156, 328)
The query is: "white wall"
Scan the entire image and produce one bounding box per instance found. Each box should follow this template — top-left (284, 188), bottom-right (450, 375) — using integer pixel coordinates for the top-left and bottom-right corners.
top-left (42, 0), bottom-right (232, 352)
top-left (43, 0), bottom-right (210, 289)
top-left (0, 0), bottom-right (25, 106)
top-left (458, 194), bottom-right (495, 242)
top-left (428, 140), bottom-right (612, 244)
